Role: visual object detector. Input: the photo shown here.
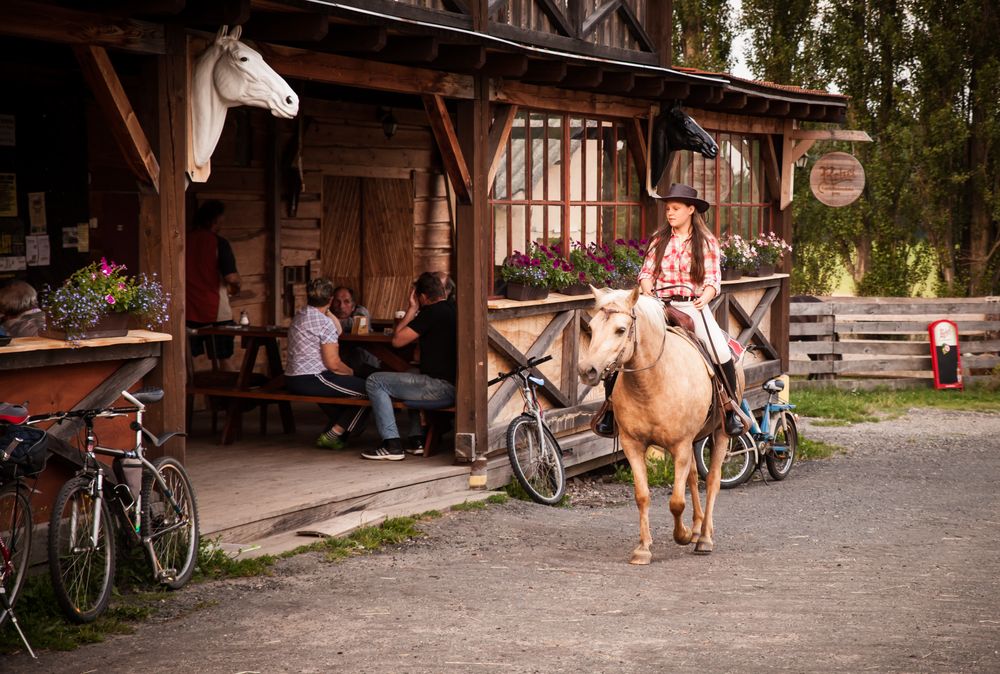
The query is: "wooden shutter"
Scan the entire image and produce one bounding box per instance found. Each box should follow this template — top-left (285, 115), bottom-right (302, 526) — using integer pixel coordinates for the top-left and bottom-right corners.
top-left (321, 175), bottom-right (362, 292)
top-left (362, 178), bottom-right (414, 319)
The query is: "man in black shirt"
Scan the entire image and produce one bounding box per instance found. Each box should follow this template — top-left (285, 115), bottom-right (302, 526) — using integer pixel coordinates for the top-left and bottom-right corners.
top-left (362, 272), bottom-right (456, 461)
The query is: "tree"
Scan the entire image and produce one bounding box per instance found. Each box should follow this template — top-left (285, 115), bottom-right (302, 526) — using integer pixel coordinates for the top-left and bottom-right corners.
top-left (672, 0), bottom-right (735, 72)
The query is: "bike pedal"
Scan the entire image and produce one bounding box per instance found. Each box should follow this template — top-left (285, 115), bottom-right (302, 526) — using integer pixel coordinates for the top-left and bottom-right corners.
top-left (158, 569), bottom-right (177, 582)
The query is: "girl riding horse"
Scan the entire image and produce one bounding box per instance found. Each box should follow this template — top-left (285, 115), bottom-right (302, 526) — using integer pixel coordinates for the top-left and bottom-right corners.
top-left (594, 183), bottom-right (744, 438)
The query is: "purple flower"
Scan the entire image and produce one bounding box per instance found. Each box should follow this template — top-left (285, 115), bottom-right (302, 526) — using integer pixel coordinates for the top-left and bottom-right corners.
top-left (105, 294), bottom-right (116, 305)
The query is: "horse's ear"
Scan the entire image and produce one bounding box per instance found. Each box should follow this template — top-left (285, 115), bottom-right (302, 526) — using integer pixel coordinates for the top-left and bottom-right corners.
top-left (216, 25), bottom-right (228, 42)
top-left (589, 285), bottom-right (608, 300)
top-left (230, 25), bottom-right (242, 41)
top-left (628, 285), bottom-right (641, 307)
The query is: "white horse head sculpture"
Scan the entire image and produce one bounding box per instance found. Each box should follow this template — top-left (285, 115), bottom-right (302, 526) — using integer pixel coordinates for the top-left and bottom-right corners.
top-left (191, 25), bottom-right (299, 172)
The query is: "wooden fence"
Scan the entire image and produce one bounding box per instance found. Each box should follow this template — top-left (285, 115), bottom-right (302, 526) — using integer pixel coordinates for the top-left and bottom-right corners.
top-left (790, 297), bottom-right (1000, 389)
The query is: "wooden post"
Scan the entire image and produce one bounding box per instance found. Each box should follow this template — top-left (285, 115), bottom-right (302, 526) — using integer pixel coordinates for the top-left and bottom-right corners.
top-left (454, 0), bottom-right (490, 463)
top-left (139, 24), bottom-right (187, 460)
top-left (647, 0), bottom-right (672, 67)
top-left (771, 203), bottom-right (793, 374)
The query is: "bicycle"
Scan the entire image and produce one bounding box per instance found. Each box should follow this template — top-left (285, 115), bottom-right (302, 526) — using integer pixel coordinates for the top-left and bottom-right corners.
top-left (488, 355), bottom-right (566, 505)
top-left (0, 405), bottom-right (49, 658)
top-left (694, 377), bottom-right (799, 489)
top-left (30, 388), bottom-right (199, 623)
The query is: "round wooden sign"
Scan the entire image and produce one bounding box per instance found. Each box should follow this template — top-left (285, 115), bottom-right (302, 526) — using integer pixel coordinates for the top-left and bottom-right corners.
top-left (809, 151), bottom-right (865, 207)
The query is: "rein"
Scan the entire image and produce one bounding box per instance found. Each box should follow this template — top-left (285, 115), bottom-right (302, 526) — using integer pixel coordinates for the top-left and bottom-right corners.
top-left (599, 305), bottom-right (668, 379)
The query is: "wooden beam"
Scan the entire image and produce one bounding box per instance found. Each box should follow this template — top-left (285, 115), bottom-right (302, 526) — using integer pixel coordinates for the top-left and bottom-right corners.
top-left (487, 103), bottom-right (518, 188)
top-left (581, 0), bottom-right (622, 39)
top-left (379, 36), bottom-right (439, 62)
top-left (719, 92), bottom-right (748, 109)
top-left (522, 59), bottom-right (568, 84)
top-left (488, 0), bottom-right (509, 14)
top-left (617, 0), bottom-right (656, 51)
top-left (0, 1), bottom-right (166, 54)
top-left (789, 129), bottom-right (873, 142)
top-left (760, 135), bottom-right (781, 201)
top-left (661, 81), bottom-right (691, 100)
top-left (435, 45), bottom-right (487, 71)
top-left (323, 24), bottom-right (387, 52)
top-left (73, 45), bottom-right (160, 191)
top-left (422, 94), bottom-right (473, 204)
top-left (780, 119), bottom-right (815, 210)
top-left (562, 66), bottom-right (604, 88)
top-left (768, 101), bottom-right (791, 116)
top-left (686, 86), bottom-right (723, 105)
top-left (243, 13), bottom-right (329, 42)
top-left (788, 103), bottom-right (811, 118)
top-left (180, 0), bottom-right (249, 25)
top-left (442, 0), bottom-right (471, 12)
top-left (536, 0), bottom-right (576, 36)
top-left (140, 24), bottom-right (187, 459)
top-left (93, 0), bottom-right (186, 16)
top-left (259, 43), bottom-right (475, 99)
top-left (595, 71), bottom-right (635, 94)
top-left (742, 98), bottom-right (770, 114)
top-left (647, 0), bottom-right (672, 67)
top-left (631, 76), bottom-right (664, 98)
top-left (493, 80), bottom-right (649, 118)
top-left (480, 53), bottom-right (529, 77)
top-left (624, 117), bottom-right (647, 187)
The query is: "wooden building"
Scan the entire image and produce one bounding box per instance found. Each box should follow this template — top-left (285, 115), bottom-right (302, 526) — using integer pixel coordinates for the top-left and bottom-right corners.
top-left (0, 1), bottom-right (848, 540)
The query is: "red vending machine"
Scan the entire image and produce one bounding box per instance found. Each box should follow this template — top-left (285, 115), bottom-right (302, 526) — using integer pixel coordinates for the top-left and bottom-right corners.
top-left (928, 319), bottom-right (963, 390)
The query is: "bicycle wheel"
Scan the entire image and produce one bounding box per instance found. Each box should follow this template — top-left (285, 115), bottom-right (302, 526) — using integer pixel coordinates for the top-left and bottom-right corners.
top-left (0, 483), bottom-right (32, 626)
top-left (48, 476), bottom-right (116, 623)
top-left (506, 414), bottom-right (565, 505)
top-left (694, 432), bottom-right (756, 489)
top-left (141, 456), bottom-right (199, 589)
top-left (766, 412), bottom-right (798, 480)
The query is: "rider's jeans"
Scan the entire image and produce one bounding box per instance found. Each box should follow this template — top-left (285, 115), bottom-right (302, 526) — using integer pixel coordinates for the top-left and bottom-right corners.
top-left (365, 372), bottom-right (456, 440)
top-left (671, 301), bottom-right (732, 364)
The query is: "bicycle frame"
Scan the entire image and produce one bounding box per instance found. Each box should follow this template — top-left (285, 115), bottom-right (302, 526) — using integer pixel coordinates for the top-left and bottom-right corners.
top-left (740, 394), bottom-right (796, 457)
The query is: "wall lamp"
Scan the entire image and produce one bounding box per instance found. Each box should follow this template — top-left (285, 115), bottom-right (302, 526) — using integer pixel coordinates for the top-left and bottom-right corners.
top-left (377, 106), bottom-right (398, 139)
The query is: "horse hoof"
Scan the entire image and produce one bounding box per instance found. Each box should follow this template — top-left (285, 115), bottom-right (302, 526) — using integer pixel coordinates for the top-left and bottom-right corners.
top-left (629, 550), bottom-right (652, 565)
top-left (693, 539), bottom-right (714, 555)
top-left (691, 532), bottom-right (701, 545)
top-left (674, 529), bottom-right (693, 546)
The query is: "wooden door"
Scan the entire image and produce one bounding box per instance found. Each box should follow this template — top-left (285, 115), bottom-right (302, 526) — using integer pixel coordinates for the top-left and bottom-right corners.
top-left (321, 176), bottom-right (413, 319)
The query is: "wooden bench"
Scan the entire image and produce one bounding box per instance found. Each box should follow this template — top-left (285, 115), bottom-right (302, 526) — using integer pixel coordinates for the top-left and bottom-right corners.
top-left (190, 385), bottom-right (455, 456)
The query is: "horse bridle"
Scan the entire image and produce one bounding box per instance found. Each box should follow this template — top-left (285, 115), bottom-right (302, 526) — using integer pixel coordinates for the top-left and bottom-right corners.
top-left (598, 304), bottom-right (668, 380)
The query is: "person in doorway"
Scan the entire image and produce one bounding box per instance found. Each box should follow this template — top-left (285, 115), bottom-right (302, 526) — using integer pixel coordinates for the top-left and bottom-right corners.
top-left (362, 272), bottom-right (456, 461)
top-left (593, 183), bottom-right (744, 438)
top-left (329, 285), bottom-right (381, 377)
top-left (433, 271), bottom-right (456, 305)
top-left (186, 200), bottom-right (241, 369)
top-left (0, 280), bottom-right (44, 337)
top-left (285, 278), bottom-right (368, 449)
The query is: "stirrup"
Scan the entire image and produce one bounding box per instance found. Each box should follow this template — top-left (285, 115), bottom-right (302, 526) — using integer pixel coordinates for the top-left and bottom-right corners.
top-left (591, 401), bottom-right (617, 438)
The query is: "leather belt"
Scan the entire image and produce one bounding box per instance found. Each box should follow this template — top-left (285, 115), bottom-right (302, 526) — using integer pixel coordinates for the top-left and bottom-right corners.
top-left (665, 294), bottom-right (694, 302)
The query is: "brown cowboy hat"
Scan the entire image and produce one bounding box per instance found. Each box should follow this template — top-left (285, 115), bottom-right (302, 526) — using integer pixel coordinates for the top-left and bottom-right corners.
top-left (649, 183), bottom-right (710, 213)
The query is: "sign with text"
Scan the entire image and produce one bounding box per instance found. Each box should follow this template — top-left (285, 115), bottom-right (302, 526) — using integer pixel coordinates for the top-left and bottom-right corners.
top-left (809, 151), bottom-right (865, 207)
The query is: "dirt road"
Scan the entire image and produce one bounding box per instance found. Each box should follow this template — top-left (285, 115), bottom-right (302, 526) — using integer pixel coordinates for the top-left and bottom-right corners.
top-left (12, 408), bottom-right (1000, 673)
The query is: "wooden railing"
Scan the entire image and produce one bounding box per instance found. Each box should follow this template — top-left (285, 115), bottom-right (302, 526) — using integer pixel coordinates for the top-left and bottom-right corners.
top-left (790, 297), bottom-right (1000, 388)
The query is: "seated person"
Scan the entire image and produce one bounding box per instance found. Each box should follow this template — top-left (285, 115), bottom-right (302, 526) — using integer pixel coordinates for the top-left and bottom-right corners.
top-left (0, 280), bottom-right (45, 337)
top-left (187, 200), bottom-right (241, 370)
top-left (285, 278), bottom-right (368, 450)
top-left (330, 285), bottom-right (381, 377)
top-left (434, 271), bottom-right (456, 305)
top-left (362, 272), bottom-right (455, 461)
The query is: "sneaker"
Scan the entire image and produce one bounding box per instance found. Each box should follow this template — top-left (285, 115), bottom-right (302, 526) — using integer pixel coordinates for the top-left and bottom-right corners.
top-left (405, 435), bottom-right (425, 456)
top-left (361, 438), bottom-right (405, 461)
top-left (316, 433), bottom-right (346, 450)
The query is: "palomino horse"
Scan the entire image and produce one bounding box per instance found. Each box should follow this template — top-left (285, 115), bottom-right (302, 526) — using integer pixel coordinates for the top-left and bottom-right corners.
top-left (578, 287), bottom-right (744, 564)
top-left (191, 26), bottom-right (299, 176)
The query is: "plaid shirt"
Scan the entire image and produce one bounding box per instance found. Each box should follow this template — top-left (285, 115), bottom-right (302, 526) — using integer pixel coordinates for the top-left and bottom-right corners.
top-left (285, 305), bottom-right (339, 377)
top-left (637, 232), bottom-right (722, 298)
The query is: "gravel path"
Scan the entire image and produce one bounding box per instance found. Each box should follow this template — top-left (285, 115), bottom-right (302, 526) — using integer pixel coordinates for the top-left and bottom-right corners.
top-left (11, 408), bottom-right (1000, 673)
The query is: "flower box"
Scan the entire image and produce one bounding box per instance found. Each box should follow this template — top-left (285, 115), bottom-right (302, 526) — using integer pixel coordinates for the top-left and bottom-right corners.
top-left (505, 282), bottom-right (549, 302)
top-left (721, 268), bottom-right (742, 281)
top-left (44, 311), bottom-right (130, 341)
top-left (557, 282), bottom-right (592, 296)
top-left (748, 263), bottom-right (775, 277)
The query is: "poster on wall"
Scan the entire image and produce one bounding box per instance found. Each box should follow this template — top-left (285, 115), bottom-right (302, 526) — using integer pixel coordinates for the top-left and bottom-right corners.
top-left (62, 225), bottom-right (79, 249)
top-left (0, 256), bottom-right (26, 272)
top-left (0, 174), bottom-right (15, 217)
top-left (0, 115), bottom-right (14, 147)
top-left (77, 223), bottom-right (90, 252)
top-left (27, 192), bottom-right (46, 233)
top-left (25, 234), bottom-right (50, 266)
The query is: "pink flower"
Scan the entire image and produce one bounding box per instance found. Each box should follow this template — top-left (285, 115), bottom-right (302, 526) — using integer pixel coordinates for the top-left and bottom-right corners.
top-left (118, 282), bottom-right (126, 290)
top-left (105, 294), bottom-right (116, 305)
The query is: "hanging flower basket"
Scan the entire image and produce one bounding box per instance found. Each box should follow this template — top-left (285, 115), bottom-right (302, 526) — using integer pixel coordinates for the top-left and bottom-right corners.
top-left (505, 282), bottom-right (549, 302)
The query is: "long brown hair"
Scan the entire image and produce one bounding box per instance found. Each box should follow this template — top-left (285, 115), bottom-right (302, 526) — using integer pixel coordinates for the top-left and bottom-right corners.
top-left (646, 210), bottom-right (714, 289)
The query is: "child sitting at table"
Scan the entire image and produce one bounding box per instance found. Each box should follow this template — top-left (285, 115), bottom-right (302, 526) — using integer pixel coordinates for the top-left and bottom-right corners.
top-left (285, 278), bottom-right (368, 449)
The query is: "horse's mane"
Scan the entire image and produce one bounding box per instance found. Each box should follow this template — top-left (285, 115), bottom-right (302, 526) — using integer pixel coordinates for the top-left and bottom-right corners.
top-left (595, 290), bottom-right (665, 334)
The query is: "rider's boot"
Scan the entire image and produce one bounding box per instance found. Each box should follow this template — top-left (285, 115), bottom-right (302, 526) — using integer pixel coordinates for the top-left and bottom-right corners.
top-left (720, 360), bottom-right (745, 437)
top-left (591, 372), bottom-right (618, 438)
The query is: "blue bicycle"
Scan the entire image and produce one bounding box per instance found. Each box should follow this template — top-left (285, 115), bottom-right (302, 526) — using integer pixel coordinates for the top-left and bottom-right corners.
top-left (694, 378), bottom-right (798, 488)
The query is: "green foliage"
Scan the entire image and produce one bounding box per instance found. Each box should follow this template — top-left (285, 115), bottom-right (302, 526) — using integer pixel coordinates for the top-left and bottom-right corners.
top-left (793, 383), bottom-right (1000, 423)
top-left (450, 499), bottom-right (489, 512)
top-left (672, 0), bottom-right (734, 72)
top-left (196, 538), bottom-right (276, 580)
top-left (486, 493), bottom-right (509, 505)
top-left (796, 435), bottom-right (845, 460)
top-left (611, 453), bottom-right (675, 488)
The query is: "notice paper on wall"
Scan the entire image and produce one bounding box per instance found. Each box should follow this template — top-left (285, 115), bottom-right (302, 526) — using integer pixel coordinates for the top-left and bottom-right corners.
top-left (0, 115), bottom-right (14, 147)
top-left (77, 223), bottom-right (89, 252)
top-left (27, 192), bottom-right (46, 233)
top-left (26, 234), bottom-right (50, 267)
top-left (0, 174), bottom-right (15, 217)
top-left (0, 256), bottom-right (26, 272)
top-left (62, 226), bottom-right (78, 249)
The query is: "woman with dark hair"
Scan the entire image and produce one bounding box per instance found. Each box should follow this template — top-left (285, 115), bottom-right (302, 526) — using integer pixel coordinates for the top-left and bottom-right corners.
top-left (0, 280), bottom-right (44, 337)
top-left (594, 183), bottom-right (742, 438)
top-left (285, 278), bottom-right (368, 449)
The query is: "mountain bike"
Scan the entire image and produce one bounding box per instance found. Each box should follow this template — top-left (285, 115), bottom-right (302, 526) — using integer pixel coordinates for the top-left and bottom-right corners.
top-left (0, 403), bottom-right (50, 658)
top-left (694, 377), bottom-right (798, 488)
top-left (489, 355), bottom-right (566, 505)
top-left (31, 388), bottom-right (199, 623)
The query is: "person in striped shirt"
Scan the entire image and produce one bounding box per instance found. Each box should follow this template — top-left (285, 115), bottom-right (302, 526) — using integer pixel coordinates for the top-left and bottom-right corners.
top-left (594, 183), bottom-right (743, 438)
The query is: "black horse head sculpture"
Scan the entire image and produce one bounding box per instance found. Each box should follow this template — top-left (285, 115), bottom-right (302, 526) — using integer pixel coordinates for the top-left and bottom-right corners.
top-left (649, 106), bottom-right (719, 190)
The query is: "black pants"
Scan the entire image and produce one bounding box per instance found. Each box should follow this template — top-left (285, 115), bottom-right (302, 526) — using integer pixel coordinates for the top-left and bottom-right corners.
top-left (285, 371), bottom-right (368, 434)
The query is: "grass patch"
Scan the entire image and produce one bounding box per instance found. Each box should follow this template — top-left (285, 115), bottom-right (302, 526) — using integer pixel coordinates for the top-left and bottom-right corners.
top-left (793, 383), bottom-right (1000, 424)
top-left (486, 493), bottom-right (509, 505)
top-left (503, 479), bottom-right (571, 506)
top-left (196, 538), bottom-right (277, 580)
top-left (450, 499), bottom-right (488, 512)
top-left (797, 435), bottom-right (844, 460)
top-left (611, 453), bottom-right (675, 487)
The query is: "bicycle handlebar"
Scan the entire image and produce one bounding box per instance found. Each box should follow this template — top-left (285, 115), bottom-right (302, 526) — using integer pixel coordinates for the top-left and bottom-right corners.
top-left (488, 354), bottom-right (552, 387)
top-left (25, 389), bottom-right (153, 425)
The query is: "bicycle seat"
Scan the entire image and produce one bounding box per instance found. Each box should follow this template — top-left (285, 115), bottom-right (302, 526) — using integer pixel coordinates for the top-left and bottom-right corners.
top-left (0, 402), bottom-right (28, 424)
top-left (762, 378), bottom-right (785, 393)
top-left (132, 388), bottom-right (165, 405)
